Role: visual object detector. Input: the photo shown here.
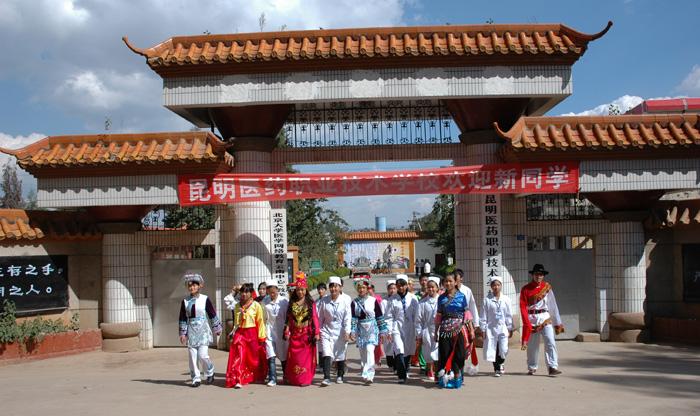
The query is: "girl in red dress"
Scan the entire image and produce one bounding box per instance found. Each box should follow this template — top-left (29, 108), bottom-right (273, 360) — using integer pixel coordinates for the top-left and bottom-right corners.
top-left (283, 272), bottom-right (320, 386)
top-left (225, 283), bottom-right (267, 388)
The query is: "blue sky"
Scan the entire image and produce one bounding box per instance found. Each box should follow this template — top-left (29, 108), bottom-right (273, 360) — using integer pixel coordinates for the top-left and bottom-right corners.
top-left (1, 0), bottom-right (699, 228)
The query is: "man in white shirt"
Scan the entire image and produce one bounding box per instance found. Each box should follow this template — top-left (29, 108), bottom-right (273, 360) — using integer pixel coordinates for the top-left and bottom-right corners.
top-left (520, 264), bottom-right (564, 376)
top-left (423, 260), bottom-right (432, 274)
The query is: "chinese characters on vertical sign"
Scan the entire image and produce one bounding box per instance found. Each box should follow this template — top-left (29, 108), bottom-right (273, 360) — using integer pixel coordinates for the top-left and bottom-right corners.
top-left (0, 256), bottom-right (69, 312)
top-left (178, 162), bottom-right (578, 206)
top-left (270, 209), bottom-right (288, 296)
top-left (481, 195), bottom-right (502, 284)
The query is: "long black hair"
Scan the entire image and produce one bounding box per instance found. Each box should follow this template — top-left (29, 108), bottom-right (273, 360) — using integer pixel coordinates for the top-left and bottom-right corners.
top-left (286, 286), bottom-right (316, 343)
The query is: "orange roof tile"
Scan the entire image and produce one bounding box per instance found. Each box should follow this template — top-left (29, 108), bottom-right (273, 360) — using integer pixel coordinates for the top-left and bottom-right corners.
top-left (495, 114), bottom-right (700, 152)
top-left (0, 210), bottom-right (101, 242)
top-left (344, 230), bottom-right (422, 240)
top-left (124, 22), bottom-right (612, 76)
top-left (0, 131), bottom-right (233, 173)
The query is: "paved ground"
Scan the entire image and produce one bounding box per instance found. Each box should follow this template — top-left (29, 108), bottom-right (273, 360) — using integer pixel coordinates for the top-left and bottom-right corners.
top-left (3, 277), bottom-right (699, 415)
top-left (1, 341), bottom-right (699, 415)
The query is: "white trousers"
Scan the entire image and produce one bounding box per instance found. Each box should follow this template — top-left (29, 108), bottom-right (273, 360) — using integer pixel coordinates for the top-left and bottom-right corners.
top-left (527, 324), bottom-right (558, 370)
top-left (359, 344), bottom-right (376, 381)
top-left (188, 345), bottom-right (214, 383)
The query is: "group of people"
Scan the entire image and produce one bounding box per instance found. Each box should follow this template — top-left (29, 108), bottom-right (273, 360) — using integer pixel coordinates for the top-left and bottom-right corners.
top-left (177, 263), bottom-right (564, 389)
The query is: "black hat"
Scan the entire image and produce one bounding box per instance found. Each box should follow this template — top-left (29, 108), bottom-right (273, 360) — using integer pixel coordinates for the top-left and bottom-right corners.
top-left (529, 264), bottom-right (549, 275)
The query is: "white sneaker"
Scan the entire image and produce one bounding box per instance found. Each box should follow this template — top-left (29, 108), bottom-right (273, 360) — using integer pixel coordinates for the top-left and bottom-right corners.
top-left (499, 365), bottom-right (505, 375)
top-left (266, 379), bottom-right (277, 387)
top-left (234, 383), bottom-right (242, 389)
top-left (336, 377), bottom-right (344, 384)
top-left (364, 378), bottom-right (373, 385)
top-left (494, 371), bottom-right (501, 377)
top-left (321, 379), bottom-right (331, 387)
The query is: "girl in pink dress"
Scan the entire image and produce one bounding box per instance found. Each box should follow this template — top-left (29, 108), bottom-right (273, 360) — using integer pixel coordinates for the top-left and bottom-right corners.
top-left (283, 272), bottom-right (320, 386)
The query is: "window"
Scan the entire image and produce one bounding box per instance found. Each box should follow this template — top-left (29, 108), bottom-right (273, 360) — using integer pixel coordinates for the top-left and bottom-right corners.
top-left (526, 194), bottom-right (602, 221)
top-left (528, 235), bottom-right (593, 251)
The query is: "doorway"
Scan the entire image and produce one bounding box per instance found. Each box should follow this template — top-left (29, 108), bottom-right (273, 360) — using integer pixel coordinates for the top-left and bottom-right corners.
top-left (151, 246), bottom-right (216, 347)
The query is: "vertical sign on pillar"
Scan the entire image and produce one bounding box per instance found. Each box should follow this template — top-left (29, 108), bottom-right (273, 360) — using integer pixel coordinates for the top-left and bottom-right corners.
top-left (270, 209), bottom-right (288, 296)
top-left (482, 194), bottom-right (502, 285)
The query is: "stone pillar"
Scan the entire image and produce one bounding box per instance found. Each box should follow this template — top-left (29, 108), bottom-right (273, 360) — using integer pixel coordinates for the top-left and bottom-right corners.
top-left (229, 148), bottom-right (274, 287)
top-left (596, 221), bottom-right (646, 339)
top-left (101, 223), bottom-right (152, 348)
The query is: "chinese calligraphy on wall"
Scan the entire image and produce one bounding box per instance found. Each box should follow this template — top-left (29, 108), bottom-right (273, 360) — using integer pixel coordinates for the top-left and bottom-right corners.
top-left (481, 195), bottom-right (502, 284)
top-left (0, 256), bottom-right (68, 312)
top-left (270, 209), bottom-right (288, 296)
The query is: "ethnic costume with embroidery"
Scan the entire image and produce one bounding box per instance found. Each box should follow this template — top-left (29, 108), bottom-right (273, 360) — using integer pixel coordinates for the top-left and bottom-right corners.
top-left (384, 289), bottom-right (419, 381)
top-left (435, 291), bottom-right (478, 389)
top-left (284, 301), bottom-right (320, 386)
top-left (179, 294), bottom-right (222, 385)
top-left (351, 294), bottom-right (388, 382)
top-left (262, 290), bottom-right (289, 384)
top-left (480, 292), bottom-right (513, 372)
top-left (225, 300), bottom-right (267, 387)
top-left (318, 291), bottom-right (352, 381)
top-left (520, 280), bottom-right (564, 372)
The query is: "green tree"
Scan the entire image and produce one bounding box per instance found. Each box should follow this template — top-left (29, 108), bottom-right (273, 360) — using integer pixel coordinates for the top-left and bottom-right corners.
top-left (411, 194), bottom-right (455, 257)
top-left (1, 162), bottom-right (24, 208)
top-left (164, 205), bottom-right (215, 229)
top-left (286, 198), bottom-right (348, 272)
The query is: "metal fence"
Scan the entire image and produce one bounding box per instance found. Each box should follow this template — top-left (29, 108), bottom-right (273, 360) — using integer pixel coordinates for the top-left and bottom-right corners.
top-left (282, 100), bottom-right (455, 148)
top-left (526, 194), bottom-right (602, 221)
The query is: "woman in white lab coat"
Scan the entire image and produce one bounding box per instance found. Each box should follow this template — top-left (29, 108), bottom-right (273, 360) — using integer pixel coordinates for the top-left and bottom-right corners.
top-left (383, 274), bottom-right (419, 384)
top-left (415, 276), bottom-right (440, 381)
top-left (317, 276), bottom-right (352, 386)
top-left (480, 276), bottom-right (513, 377)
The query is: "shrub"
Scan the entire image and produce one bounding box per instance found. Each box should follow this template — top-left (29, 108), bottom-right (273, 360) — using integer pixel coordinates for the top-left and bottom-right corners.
top-left (0, 300), bottom-right (79, 348)
top-left (333, 267), bottom-right (351, 277)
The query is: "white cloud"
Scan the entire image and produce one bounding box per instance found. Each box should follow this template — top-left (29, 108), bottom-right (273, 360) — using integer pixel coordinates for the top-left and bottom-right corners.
top-left (411, 196), bottom-right (434, 212)
top-left (1, 1), bottom-right (410, 132)
top-left (675, 65), bottom-right (700, 95)
top-left (560, 95), bottom-right (644, 116)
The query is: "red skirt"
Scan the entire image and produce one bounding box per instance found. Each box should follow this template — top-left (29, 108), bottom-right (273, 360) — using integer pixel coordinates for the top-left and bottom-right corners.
top-left (225, 327), bottom-right (267, 387)
top-left (284, 325), bottom-right (316, 386)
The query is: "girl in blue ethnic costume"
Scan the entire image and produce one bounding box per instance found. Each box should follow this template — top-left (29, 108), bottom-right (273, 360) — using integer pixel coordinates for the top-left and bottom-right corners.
top-left (178, 273), bottom-right (222, 387)
top-left (350, 276), bottom-right (388, 385)
top-left (435, 272), bottom-right (476, 389)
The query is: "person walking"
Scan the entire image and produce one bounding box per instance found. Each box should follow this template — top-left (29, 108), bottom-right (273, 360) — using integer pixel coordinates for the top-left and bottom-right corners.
top-left (480, 277), bottom-right (513, 377)
top-left (225, 283), bottom-right (267, 389)
top-left (262, 279), bottom-right (289, 386)
top-left (415, 276), bottom-right (440, 381)
top-left (318, 276), bottom-right (352, 386)
top-left (384, 274), bottom-right (419, 384)
top-left (520, 264), bottom-right (564, 376)
top-left (350, 276), bottom-right (388, 385)
top-left (284, 272), bottom-right (320, 386)
top-left (178, 273), bottom-right (222, 387)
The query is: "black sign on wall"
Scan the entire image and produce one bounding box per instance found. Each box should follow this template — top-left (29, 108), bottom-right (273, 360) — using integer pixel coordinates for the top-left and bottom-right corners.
top-left (0, 255), bottom-right (69, 312)
top-left (682, 244), bottom-right (700, 303)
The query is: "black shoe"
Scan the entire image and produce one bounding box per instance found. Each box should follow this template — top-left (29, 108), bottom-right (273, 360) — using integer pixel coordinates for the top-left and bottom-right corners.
top-left (205, 375), bottom-right (214, 385)
top-left (548, 367), bottom-right (562, 376)
top-left (192, 381), bottom-right (201, 388)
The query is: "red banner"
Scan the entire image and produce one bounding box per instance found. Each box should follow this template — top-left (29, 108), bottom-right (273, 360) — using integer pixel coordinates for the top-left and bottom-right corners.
top-left (177, 162), bottom-right (579, 206)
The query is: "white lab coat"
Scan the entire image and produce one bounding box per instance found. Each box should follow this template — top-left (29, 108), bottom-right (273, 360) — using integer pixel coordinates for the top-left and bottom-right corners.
top-left (415, 295), bottom-right (439, 362)
top-left (384, 292), bottom-right (419, 356)
top-left (380, 297), bottom-right (393, 355)
top-left (423, 262), bottom-right (431, 274)
top-left (457, 284), bottom-right (480, 327)
top-left (318, 294), bottom-right (352, 361)
top-left (479, 293), bottom-right (513, 362)
top-left (262, 295), bottom-right (289, 360)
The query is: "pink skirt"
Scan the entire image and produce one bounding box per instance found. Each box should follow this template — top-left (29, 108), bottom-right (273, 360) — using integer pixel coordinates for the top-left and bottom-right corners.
top-left (225, 327), bottom-right (267, 387)
top-left (284, 325), bottom-right (316, 386)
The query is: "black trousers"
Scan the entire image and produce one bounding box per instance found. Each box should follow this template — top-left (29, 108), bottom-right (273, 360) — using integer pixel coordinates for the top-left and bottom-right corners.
top-left (493, 344), bottom-right (506, 371)
top-left (437, 331), bottom-right (466, 376)
top-left (394, 353), bottom-right (411, 380)
top-left (322, 357), bottom-right (346, 379)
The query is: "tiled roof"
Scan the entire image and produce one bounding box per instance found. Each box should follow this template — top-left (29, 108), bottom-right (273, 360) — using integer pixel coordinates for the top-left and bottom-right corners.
top-left (345, 231), bottom-right (421, 240)
top-left (124, 22), bottom-right (611, 75)
top-left (0, 210), bottom-right (101, 242)
top-left (0, 131), bottom-right (233, 172)
top-left (495, 114), bottom-right (700, 152)
top-left (645, 201), bottom-right (700, 229)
